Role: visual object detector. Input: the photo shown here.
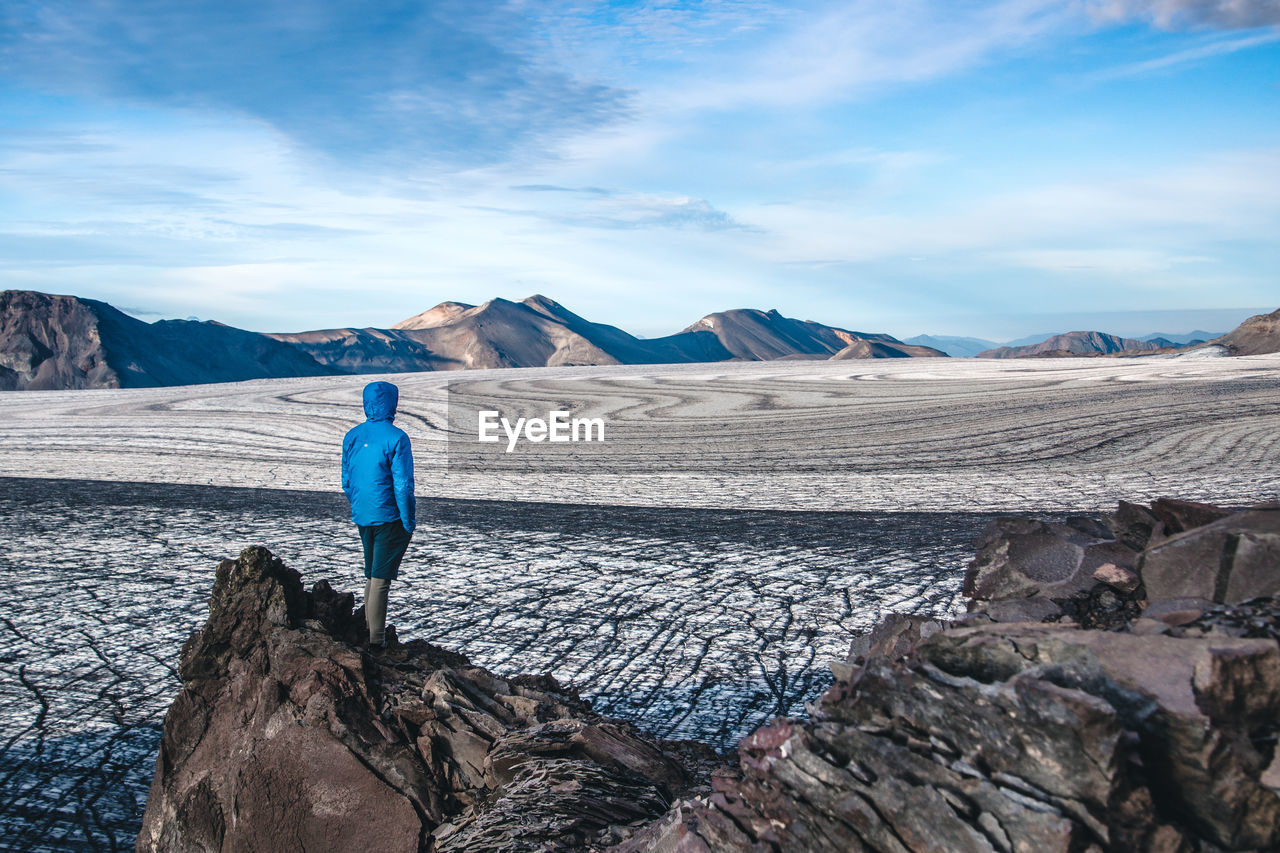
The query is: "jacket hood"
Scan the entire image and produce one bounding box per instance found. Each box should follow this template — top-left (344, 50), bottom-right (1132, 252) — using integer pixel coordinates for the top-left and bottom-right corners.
top-left (362, 381), bottom-right (399, 422)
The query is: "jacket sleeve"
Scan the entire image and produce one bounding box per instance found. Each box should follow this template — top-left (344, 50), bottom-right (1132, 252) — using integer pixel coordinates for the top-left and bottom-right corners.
top-left (391, 432), bottom-right (416, 533)
top-left (341, 429), bottom-right (355, 501)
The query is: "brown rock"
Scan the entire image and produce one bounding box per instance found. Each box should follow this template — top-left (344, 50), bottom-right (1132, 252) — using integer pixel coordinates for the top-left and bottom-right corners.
top-left (1141, 507), bottom-right (1280, 604)
top-left (1149, 497), bottom-right (1233, 535)
top-left (622, 617), bottom-right (1280, 852)
top-left (843, 613), bottom-right (946, 666)
top-left (1106, 500), bottom-right (1162, 550)
top-left (138, 547), bottom-right (705, 853)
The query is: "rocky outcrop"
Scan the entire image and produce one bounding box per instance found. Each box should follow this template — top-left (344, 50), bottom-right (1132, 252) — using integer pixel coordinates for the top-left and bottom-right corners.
top-left (621, 498), bottom-right (1280, 852)
top-left (137, 547), bottom-right (716, 852)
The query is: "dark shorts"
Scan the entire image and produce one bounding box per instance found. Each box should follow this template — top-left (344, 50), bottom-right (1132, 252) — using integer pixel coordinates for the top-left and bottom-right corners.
top-left (358, 520), bottom-right (413, 580)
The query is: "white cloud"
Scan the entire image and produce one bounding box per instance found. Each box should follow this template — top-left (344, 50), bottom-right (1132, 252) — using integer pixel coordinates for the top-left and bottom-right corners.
top-left (647, 0), bottom-right (1071, 110)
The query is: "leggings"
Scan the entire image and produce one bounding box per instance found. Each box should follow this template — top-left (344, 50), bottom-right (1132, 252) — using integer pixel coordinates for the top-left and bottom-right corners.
top-left (363, 576), bottom-right (391, 644)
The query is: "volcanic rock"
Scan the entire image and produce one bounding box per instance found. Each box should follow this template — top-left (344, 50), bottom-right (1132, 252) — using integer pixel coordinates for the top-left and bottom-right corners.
top-left (137, 547), bottom-right (713, 852)
top-left (1148, 497), bottom-right (1234, 535)
top-left (1104, 500), bottom-right (1162, 551)
top-left (623, 496), bottom-right (1280, 852)
top-left (621, 618), bottom-right (1280, 852)
top-left (142, 496), bottom-right (1280, 851)
top-left (1092, 562), bottom-right (1141, 593)
top-left (1141, 505), bottom-right (1280, 604)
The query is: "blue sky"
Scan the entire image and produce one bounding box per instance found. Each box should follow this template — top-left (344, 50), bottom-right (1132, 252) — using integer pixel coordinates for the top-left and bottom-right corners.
top-left (0, 0), bottom-right (1276, 340)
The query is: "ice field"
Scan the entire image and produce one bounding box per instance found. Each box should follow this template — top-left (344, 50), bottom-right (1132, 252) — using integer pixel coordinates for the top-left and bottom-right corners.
top-left (1, 354), bottom-right (1278, 849)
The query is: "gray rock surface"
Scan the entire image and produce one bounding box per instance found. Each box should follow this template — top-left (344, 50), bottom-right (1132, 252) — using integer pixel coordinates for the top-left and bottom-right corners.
top-left (963, 515), bottom-right (1139, 605)
top-left (621, 614), bottom-right (1280, 853)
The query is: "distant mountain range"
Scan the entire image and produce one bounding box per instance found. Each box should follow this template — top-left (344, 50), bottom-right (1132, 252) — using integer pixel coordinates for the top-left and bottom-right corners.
top-left (2, 289), bottom-right (1271, 391)
top-left (902, 335), bottom-right (999, 358)
top-left (974, 329), bottom-right (1225, 359)
top-left (976, 331), bottom-right (1168, 359)
top-left (0, 290), bottom-right (944, 390)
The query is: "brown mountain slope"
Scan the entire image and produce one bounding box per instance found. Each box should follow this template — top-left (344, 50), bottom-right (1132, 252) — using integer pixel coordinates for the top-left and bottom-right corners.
top-left (0, 290), bottom-right (334, 390)
top-left (1208, 308), bottom-right (1280, 355)
top-left (977, 331), bottom-right (1161, 359)
top-left (684, 308), bottom-right (945, 360)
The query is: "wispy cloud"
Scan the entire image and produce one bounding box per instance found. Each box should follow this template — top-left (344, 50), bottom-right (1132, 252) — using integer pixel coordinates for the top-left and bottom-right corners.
top-left (1081, 28), bottom-right (1280, 79)
top-left (510, 184), bottom-right (613, 195)
top-left (1082, 0), bottom-right (1280, 29)
top-left (644, 0), bottom-right (1073, 110)
top-left (477, 192), bottom-right (748, 232)
top-left (0, 0), bottom-right (629, 165)
top-left (735, 147), bottom-right (1280, 269)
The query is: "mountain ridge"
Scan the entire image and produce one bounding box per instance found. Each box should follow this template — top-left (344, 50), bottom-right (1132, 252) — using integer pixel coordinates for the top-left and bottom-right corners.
top-left (978, 330), bottom-right (1168, 359)
top-left (4, 289), bottom-right (1270, 390)
top-left (1, 290), bottom-right (943, 390)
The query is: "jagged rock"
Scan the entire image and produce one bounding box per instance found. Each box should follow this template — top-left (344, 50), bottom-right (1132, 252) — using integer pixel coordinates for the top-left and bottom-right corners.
top-left (144, 495), bottom-right (1280, 852)
top-left (623, 497), bottom-right (1280, 853)
top-left (621, 620), bottom-right (1280, 852)
top-left (1149, 497), bottom-right (1235, 536)
top-left (138, 547), bottom-right (710, 853)
top-left (845, 614), bottom-right (947, 663)
top-left (1141, 506), bottom-right (1280, 604)
top-left (1105, 500), bottom-right (1162, 551)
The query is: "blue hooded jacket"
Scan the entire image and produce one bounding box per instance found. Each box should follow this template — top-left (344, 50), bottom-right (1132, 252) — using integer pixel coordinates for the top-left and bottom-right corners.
top-left (342, 381), bottom-right (416, 533)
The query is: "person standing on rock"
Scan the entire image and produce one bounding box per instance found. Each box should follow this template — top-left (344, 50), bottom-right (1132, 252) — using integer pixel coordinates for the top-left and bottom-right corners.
top-left (342, 380), bottom-right (416, 652)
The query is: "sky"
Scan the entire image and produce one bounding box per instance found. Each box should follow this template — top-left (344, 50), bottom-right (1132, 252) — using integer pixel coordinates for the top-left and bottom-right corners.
top-left (0, 0), bottom-right (1277, 341)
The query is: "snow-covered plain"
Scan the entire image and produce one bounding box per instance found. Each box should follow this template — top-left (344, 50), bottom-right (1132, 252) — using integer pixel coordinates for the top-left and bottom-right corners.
top-left (1, 354), bottom-right (1278, 849)
top-left (3, 354), bottom-right (1279, 510)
